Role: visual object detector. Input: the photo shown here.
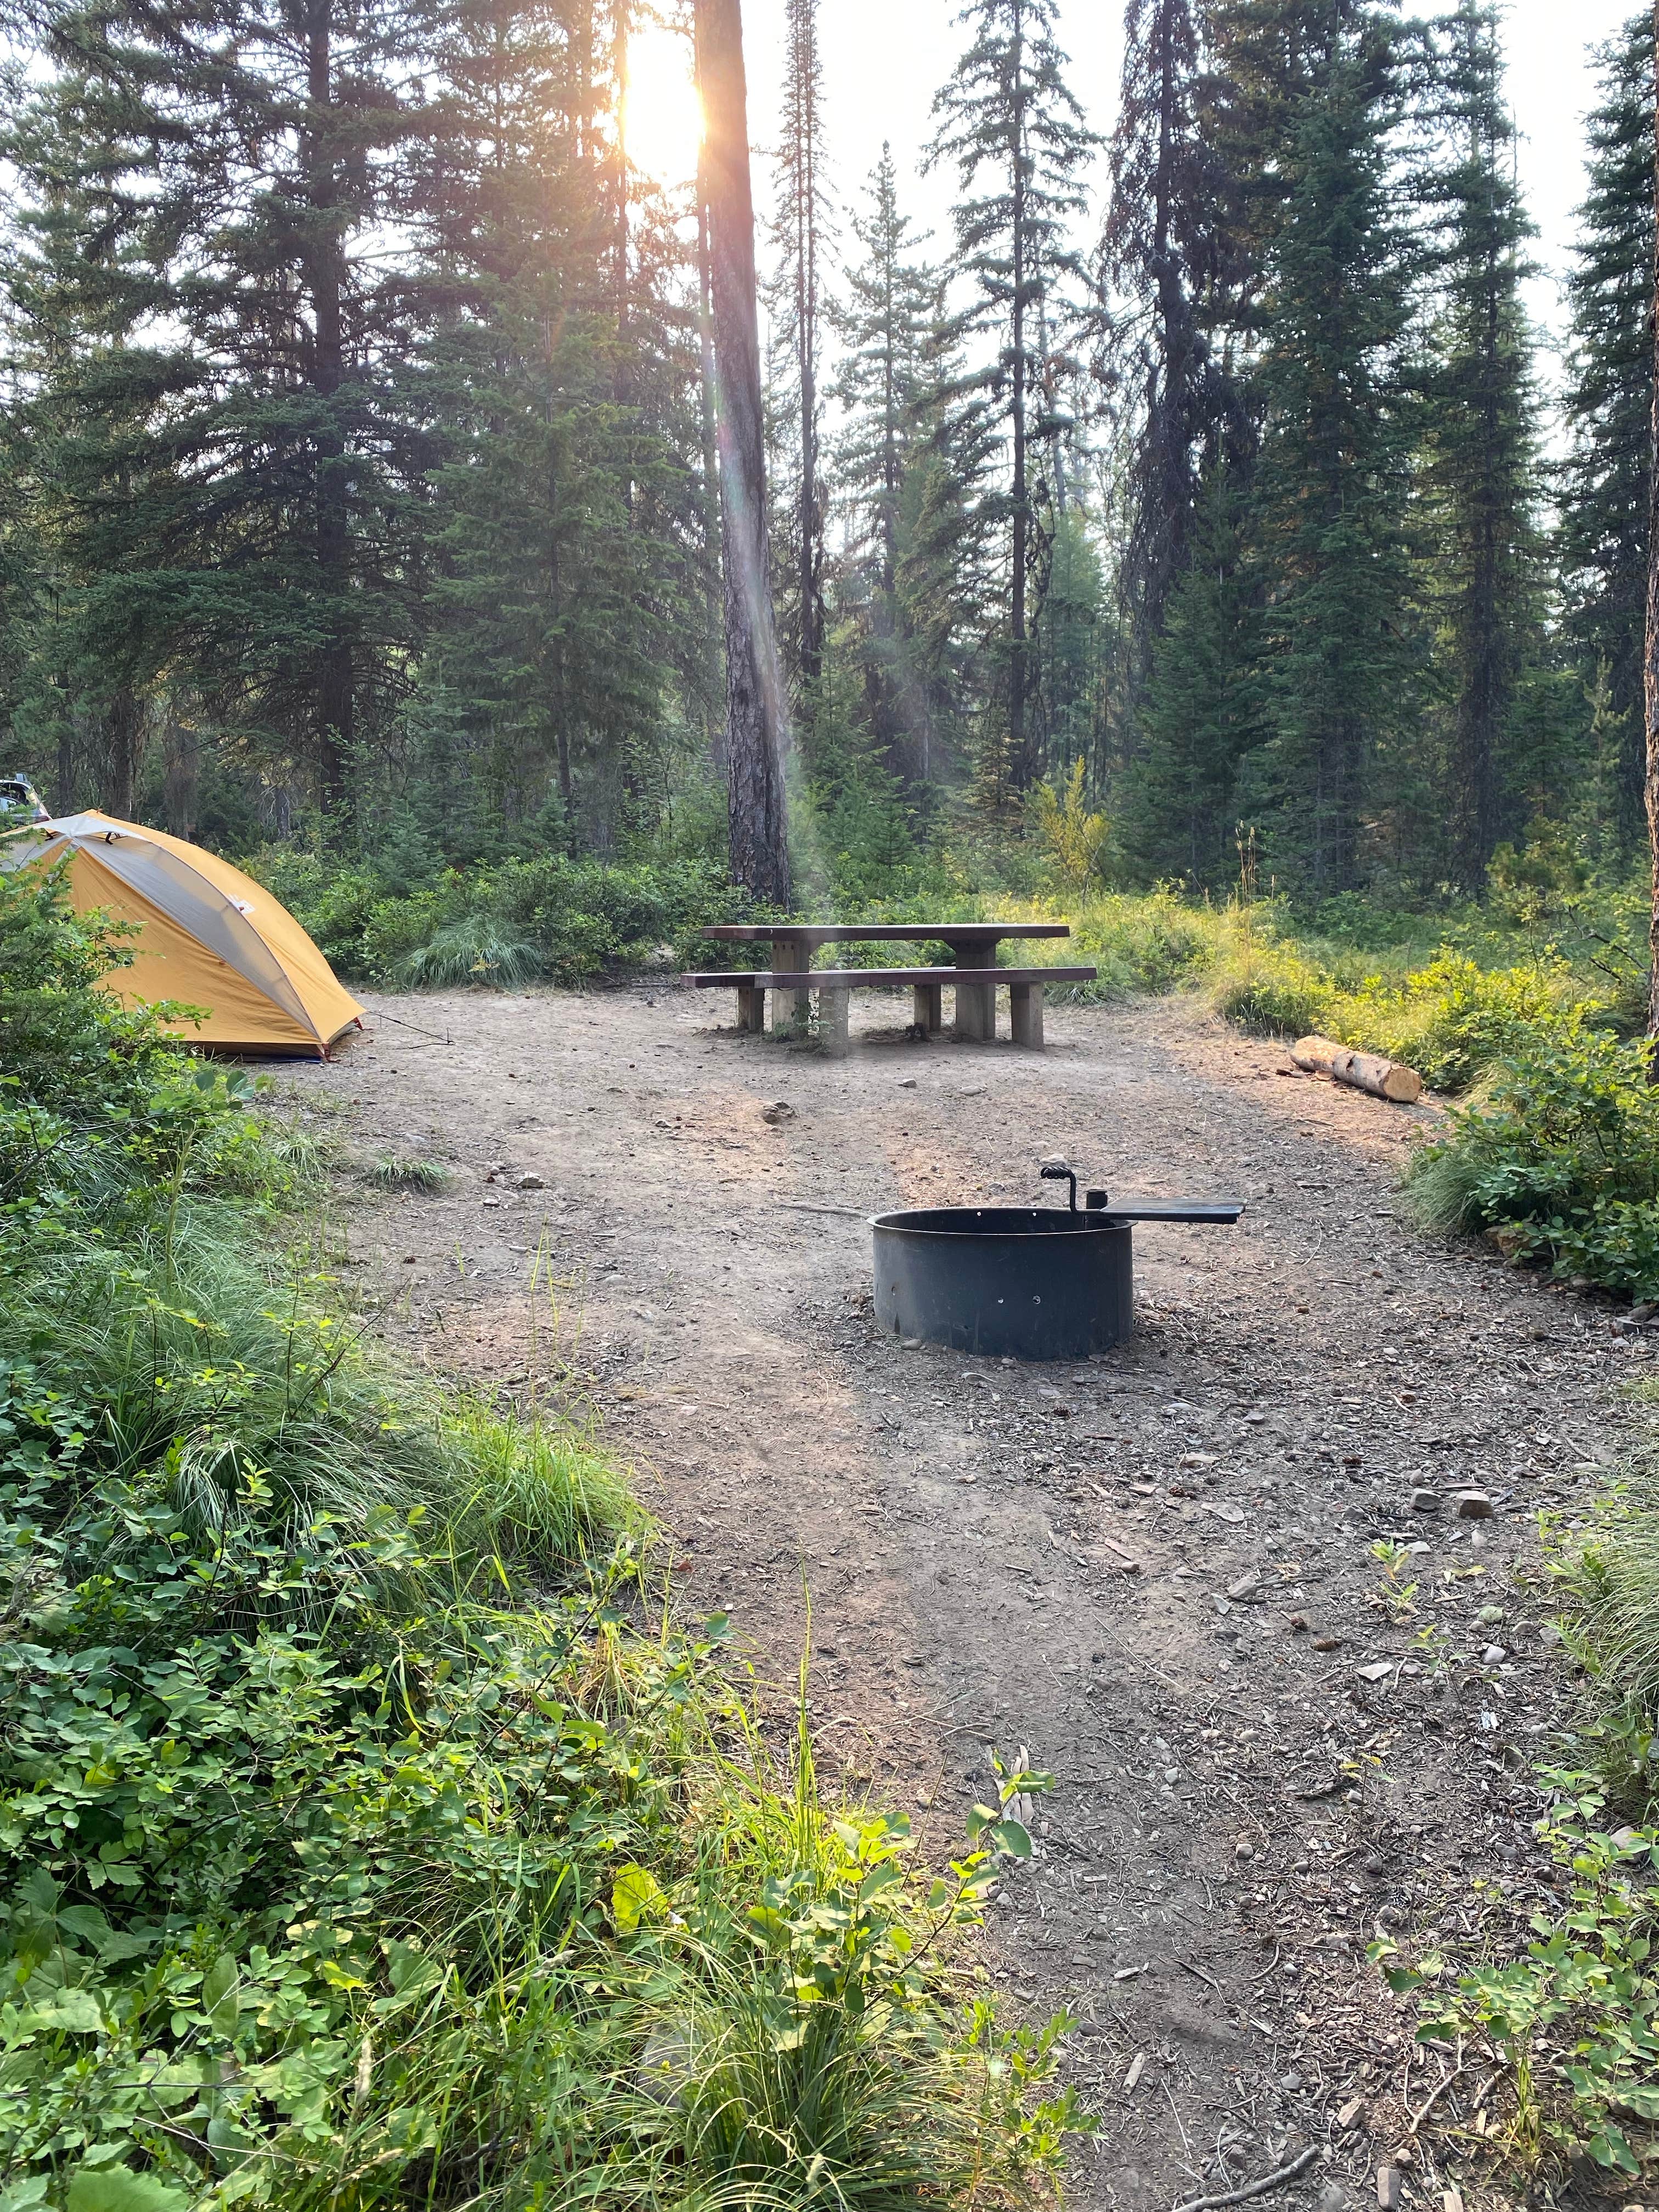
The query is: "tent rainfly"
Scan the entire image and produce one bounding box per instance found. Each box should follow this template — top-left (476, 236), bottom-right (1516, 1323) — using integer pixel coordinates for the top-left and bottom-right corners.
top-left (0, 810), bottom-right (364, 1057)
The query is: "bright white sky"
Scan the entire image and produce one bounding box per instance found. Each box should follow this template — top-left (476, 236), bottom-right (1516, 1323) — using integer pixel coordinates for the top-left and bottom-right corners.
top-left (628, 0), bottom-right (1640, 375)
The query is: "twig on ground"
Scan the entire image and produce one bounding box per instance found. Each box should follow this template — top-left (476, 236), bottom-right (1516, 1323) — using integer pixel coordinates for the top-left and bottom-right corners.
top-left (1170, 2143), bottom-right (1319, 2212)
top-left (1409, 2060), bottom-right (1464, 2136)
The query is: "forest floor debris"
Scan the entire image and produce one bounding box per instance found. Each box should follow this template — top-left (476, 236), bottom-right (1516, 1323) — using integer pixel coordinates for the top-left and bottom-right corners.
top-left (274, 985), bottom-right (1643, 2211)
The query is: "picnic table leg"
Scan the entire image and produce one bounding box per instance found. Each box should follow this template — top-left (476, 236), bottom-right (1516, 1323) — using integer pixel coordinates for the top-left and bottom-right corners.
top-left (949, 941), bottom-right (998, 1042)
top-left (737, 983), bottom-right (766, 1034)
top-left (818, 986), bottom-right (850, 1058)
top-left (772, 933), bottom-right (808, 1036)
top-left (912, 981), bottom-right (942, 1036)
top-left (1009, 980), bottom-right (1044, 1048)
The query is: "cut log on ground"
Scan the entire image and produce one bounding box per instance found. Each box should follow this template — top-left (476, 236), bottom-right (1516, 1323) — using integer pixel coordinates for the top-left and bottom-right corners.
top-left (1290, 1034), bottom-right (1423, 1103)
top-left (1289, 1034), bottom-right (1345, 1077)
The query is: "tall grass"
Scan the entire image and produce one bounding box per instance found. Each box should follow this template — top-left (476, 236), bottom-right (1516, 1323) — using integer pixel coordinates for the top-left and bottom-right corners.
top-left (395, 911), bottom-right (545, 989)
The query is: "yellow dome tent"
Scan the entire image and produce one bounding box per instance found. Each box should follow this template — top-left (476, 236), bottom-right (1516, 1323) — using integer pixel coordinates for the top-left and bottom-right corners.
top-left (0, 810), bottom-right (364, 1057)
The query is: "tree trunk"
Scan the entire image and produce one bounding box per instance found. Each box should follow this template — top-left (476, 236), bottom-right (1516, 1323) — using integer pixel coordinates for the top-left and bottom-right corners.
top-left (792, 0), bottom-right (822, 681)
top-left (306, 0), bottom-right (352, 826)
top-left (1007, 0), bottom-right (1030, 792)
top-left (696, 161), bottom-right (726, 772)
top-left (104, 686), bottom-right (144, 819)
top-left (696, 0), bottom-right (791, 905)
top-left (162, 702), bottom-right (199, 839)
top-left (1647, 0), bottom-right (1659, 1045)
top-left (55, 713), bottom-right (74, 816)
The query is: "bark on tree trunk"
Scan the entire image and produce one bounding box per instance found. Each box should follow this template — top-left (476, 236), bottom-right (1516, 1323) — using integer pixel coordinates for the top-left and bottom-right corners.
top-left (1007, 0), bottom-right (1030, 793)
top-left (696, 0), bottom-right (791, 904)
top-left (105, 687), bottom-right (143, 819)
top-left (1647, 0), bottom-right (1659, 1047)
top-left (307, 0), bottom-right (352, 827)
top-left (696, 167), bottom-right (726, 774)
top-left (162, 703), bottom-right (199, 840)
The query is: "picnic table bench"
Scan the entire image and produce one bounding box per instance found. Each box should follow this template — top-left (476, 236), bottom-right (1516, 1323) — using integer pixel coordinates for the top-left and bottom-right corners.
top-left (684, 923), bottom-right (1096, 1052)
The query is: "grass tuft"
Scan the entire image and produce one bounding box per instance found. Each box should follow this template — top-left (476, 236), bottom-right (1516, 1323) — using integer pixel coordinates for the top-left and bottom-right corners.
top-left (397, 912), bottom-right (545, 989)
top-left (362, 1148), bottom-right (452, 1191)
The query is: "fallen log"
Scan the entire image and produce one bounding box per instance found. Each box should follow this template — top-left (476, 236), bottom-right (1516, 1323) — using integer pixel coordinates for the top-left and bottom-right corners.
top-left (1288, 1033), bottom-right (1345, 1076)
top-left (1290, 1034), bottom-right (1423, 1104)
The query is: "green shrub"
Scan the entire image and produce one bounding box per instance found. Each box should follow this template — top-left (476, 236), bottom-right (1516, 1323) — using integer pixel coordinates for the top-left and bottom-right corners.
top-left (359, 882), bottom-right (464, 976)
top-left (249, 845), bottom-right (753, 988)
top-left (484, 852), bottom-right (744, 984)
top-left (0, 860), bottom-right (189, 1118)
top-left (1065, 889), bottom-right (1224, 999)
top-left (1404, 1029), bottom-right (1659, 1297)
top-left (1209, 934), bottom-right (1598, 1093)
top-left (1342, 953), bottom-right (1591, 1093)
top-left (1210, 938), bottom-right (1335, 1036)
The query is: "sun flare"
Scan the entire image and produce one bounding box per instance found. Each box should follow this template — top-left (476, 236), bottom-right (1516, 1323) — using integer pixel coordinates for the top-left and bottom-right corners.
top-left (622, 28), bottom-right (704, 189)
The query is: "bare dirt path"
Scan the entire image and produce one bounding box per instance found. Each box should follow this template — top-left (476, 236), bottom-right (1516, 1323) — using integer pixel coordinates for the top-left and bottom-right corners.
top-left (273, 986), bottom-right (1645, 2212)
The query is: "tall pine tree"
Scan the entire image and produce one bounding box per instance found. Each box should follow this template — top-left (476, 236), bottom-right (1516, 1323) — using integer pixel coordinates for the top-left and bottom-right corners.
top-left (832, 147), bottom-right (941, 781)
top-left (771, 0), bottom-right (830, 685)
top-left (927, 0), bottom-right (1096, 797)
top-left (1559, 9), bottom-right (1655, 853)
top-left (1417, 0), bottom-right (1541, 889)
top-left (0, 0), bottom-right (436, 817)
top-left (1101, 0), bottom-right (1251, 723)
top-left (1224, 0), bottom-right (1418, 896)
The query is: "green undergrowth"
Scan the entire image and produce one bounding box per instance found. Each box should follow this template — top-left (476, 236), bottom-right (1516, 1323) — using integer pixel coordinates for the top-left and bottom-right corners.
top-left (0, 867), bottom-right (1084, 2210)
top-left (1375, 1459), bottom-right (1659, 2182)
top-left (1403, 1030), bottom-right (1659, 1300)
top-left (1208, 886), bottom-right (1659, 1302)
top-left (245, 847), bottom-right (761, 989)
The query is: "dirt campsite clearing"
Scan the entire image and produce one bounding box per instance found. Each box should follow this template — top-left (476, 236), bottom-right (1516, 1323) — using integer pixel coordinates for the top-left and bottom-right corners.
top-left (273, 985), bottom-right (1643, 2212)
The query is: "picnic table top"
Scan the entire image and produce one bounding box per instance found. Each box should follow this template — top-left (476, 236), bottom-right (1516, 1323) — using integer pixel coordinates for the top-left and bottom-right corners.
top-left (699, 921), bottom-right (1070, 944)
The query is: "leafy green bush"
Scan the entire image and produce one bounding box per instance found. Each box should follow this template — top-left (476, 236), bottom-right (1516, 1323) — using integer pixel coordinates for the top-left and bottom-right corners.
top-left (1063, 889), bottom-right (1223, 1000)
top-left (1341, 953), bottom-right (1592, 1093)
top-left (1404, 1029), bottom-right (1659, 1297)
top-left (1210, 928), bottom-right (1598, 1093)
top-left (0, 861), bottom-right (194, 1120)
top-left (247, 845), bottom-right (752, 987)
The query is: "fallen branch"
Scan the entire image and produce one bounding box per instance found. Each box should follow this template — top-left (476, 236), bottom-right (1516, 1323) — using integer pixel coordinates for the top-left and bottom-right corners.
top-left (1170, 2143), bottom-right (1319, 2212)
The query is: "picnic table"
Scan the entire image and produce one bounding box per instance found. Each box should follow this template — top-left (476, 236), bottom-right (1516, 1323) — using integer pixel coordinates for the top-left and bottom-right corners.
top-left (684, 922), bottom-right (1097, 1052)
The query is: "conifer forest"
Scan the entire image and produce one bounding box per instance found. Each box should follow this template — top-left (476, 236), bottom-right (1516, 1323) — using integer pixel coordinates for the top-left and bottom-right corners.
top-left (2, 0), bottom-right (1650, 924)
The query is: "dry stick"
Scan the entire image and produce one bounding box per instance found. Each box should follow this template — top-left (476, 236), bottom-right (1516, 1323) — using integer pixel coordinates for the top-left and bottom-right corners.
top-left (1170, 2143), bottom-right (1320, 2212)
top-left (1409, 2061), bottom-right (1465, 2136)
